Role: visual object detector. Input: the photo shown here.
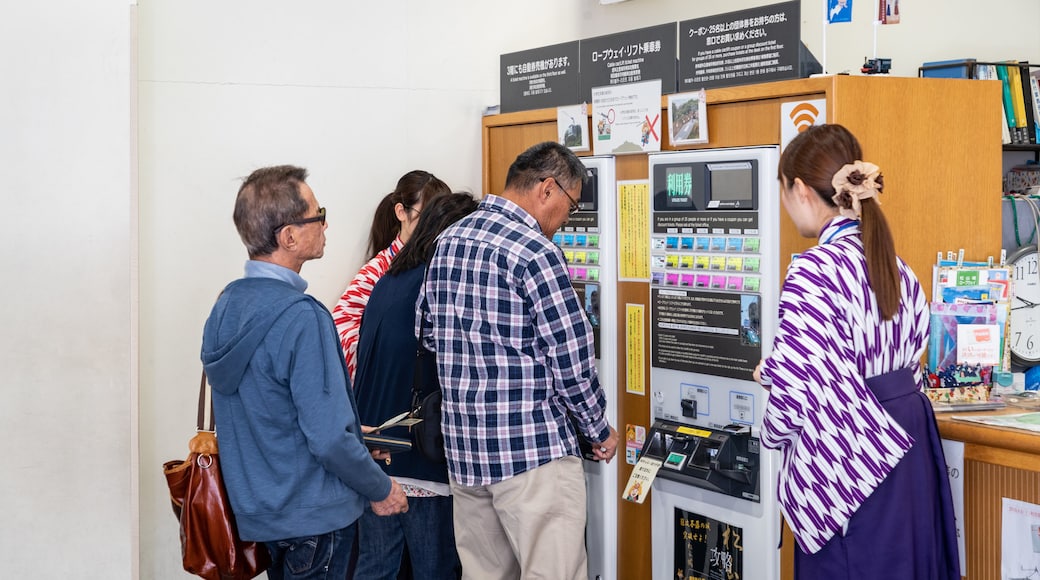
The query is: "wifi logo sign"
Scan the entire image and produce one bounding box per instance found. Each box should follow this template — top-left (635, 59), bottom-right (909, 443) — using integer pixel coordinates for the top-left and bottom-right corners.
top-left (780, 99), bottom-right (827, 150)
top-left (789, 102), bottom-right (820, 132)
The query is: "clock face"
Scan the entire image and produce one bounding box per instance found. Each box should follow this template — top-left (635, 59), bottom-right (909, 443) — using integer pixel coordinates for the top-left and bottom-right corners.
top-left (1009, 245), bottom-right (1040, 365)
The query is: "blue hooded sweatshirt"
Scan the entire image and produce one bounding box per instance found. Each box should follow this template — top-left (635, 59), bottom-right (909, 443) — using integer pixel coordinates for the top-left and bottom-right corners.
top-left (201, 261), bottom-right (391, 542)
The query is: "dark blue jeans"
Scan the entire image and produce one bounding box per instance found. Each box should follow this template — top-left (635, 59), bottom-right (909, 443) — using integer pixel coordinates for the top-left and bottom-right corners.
top-left (355, 495), bottom-right (460, 580)
top-left (264, 523), bottom-right (357, 580)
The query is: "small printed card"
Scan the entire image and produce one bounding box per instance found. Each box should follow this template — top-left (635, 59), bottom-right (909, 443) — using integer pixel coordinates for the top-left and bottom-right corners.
top-left (376, 411), bottom-right (423, 431)
top-left (956, 324), bottom-right (1002, 365)
top-left (622, 457), bottom-right (662, 504)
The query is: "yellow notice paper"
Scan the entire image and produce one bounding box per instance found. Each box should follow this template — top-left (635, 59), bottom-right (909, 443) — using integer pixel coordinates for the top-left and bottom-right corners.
top-left (618, 181), bottom-right (650, 280)
top-left (626, 304), bottom-right (645, 395)
top-left (622, 457), bottom-right (662, 504)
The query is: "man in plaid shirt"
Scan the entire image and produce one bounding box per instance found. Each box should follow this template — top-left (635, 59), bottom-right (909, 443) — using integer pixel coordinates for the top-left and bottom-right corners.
top-left (417, 141), bottom-right (619, 580)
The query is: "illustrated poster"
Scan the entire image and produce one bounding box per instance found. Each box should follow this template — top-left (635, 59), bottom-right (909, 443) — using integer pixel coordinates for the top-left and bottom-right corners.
top-left (592, 79), bottom-right (662, 156)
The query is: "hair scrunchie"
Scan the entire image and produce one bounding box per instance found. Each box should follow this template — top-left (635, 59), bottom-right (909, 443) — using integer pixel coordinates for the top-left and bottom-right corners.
top-left (831, 161), bottom-right (883, 219)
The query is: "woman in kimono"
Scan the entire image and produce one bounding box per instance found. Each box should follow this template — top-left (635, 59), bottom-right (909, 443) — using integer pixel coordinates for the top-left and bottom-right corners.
top-left (753, 124), bottom-right (959, 579)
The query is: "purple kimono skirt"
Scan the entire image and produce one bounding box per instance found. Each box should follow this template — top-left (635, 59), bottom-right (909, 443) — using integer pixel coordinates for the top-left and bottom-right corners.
top-left (795, 367), bottom-right (960, 580)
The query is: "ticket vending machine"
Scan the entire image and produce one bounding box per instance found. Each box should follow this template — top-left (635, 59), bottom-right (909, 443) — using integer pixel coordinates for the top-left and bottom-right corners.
top-left (645, 147), bottom-right (782, 580)
top-left (553, 156), bottom-right (618, 580)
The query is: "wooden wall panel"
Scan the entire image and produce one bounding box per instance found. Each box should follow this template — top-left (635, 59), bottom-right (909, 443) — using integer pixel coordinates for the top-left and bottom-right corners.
top-left (963, 455), bottom-right (1040, 580)
top-left (830, 76), bottom-right (1003, 302)
top-left (483, 121), bottom-right (557, 195)
top-left (615, 280), bottom-right (651, 580)
top-left (613, 153), bottom-right (652, 580)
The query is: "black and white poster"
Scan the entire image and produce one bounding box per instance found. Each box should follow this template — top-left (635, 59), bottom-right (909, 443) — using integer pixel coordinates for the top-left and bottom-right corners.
top-left (675, 509), bottom-right (744, 580)
top-left (579, 23), bottom-right (677, 102)
top-left (500, 41), bottom-right (580, 113)
top-left (678, 0), bottom-right (803, 91)
top-left (652, 288), bottom-right (761, 380)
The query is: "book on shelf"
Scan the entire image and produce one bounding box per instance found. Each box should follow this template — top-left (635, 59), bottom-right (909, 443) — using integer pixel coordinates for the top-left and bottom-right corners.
top-left (1030, 69), bottom-right (1040, 144)
top-left (1006, 62), bottom-right (1029, 144)
top-left (919, 58), bottom-right (976, 79)
top-left (917, 59), bottom-right (1040, 145)
top-left (974, 64), bottom-right (1012, 145)
top-left (1018, 62), bottom-right (1037, 144)
top-left (995, 64), bottom-right (1020, 144)
top-left (973, 62), bottom-right (994, 81)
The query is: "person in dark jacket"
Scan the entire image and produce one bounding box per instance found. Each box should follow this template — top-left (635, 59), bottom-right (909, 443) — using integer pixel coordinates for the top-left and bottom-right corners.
top-left (353, 192), bottom-right (478, 580)
top-left (201, 164), bottom-right (408, 580)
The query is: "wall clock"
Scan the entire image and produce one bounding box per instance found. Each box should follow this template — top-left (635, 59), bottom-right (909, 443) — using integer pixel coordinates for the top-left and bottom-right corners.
top-left (1009, 244), bottom-right (1040, 366)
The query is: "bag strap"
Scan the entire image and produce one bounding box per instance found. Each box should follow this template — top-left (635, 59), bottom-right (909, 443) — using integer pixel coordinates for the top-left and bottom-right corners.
top-left (412, 265), bottom-right (437, 408)
top-left (198, 371), bottom-right (215, 432)
top-left (411, 315), bottom-right (427, 406)
top-left (197, 290), bottom-right (223, 433)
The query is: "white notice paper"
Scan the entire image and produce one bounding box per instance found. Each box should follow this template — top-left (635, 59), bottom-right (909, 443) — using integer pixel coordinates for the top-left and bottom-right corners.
top-left (1001, 497), bottom-right (1040, 579)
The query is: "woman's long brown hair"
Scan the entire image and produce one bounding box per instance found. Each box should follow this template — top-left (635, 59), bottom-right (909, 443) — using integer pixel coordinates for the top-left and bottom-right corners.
top-left (778, 124), bottom-right (900, 320)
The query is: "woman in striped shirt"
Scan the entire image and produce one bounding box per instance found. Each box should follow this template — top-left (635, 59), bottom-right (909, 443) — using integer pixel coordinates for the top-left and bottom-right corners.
top-left (332, 170), bottom-right (450, 383)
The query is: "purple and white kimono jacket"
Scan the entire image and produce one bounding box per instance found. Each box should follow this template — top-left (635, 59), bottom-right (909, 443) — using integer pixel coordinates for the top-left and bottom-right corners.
top-left (759, 216), bottom-right (929, 554)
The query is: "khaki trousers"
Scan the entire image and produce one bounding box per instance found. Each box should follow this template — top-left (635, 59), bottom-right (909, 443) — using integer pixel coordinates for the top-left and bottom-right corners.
top-left (450, 456), bottom-right (588, 580)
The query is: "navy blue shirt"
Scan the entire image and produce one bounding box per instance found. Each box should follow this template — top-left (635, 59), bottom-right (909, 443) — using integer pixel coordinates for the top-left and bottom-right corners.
top-left (355, 264), bottom-right (448, 484)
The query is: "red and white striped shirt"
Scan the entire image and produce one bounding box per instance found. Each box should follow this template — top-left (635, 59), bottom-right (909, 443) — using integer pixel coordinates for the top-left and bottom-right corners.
top-left (332, 236), bottom-right (403, 384)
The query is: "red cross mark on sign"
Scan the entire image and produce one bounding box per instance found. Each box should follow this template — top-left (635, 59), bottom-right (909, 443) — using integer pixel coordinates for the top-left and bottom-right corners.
top-left (645, 114), bottom-right (659, 141)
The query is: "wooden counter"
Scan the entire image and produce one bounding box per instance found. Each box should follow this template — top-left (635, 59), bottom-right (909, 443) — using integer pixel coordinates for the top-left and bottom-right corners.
top-left (935, 407), bottom-right (1040, 579)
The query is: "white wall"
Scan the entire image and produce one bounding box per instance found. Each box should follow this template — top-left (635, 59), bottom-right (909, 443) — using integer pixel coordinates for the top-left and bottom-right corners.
top-left (0, 1), bottom-right (135, 578)
top-left (2, 0), bottom-right (1038, 578)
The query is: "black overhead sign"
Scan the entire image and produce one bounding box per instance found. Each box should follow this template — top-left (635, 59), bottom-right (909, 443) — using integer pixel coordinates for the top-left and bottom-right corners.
top-left (500, 41), bottom-right (580, 114)
top-left (579, 23), bottom-right (678, 103)
top-left (678, 0), bottom-right (802, 91)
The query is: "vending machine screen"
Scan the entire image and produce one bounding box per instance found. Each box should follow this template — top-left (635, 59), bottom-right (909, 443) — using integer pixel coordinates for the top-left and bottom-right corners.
top-left (706, 161), bottom-right (756, 209)
top-left (665, 166), bottom-right (695, 210)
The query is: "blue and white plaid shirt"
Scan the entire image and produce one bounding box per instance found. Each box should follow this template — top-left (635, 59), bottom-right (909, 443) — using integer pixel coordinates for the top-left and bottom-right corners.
top-left (417, 194), bottom-right (610, 487)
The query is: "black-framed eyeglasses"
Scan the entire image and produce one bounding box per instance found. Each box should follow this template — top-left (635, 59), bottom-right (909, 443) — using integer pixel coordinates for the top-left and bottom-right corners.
top-left (543, 176), bottom-right (580, 215)
top-left (274, 207), bottom-right (326, 235)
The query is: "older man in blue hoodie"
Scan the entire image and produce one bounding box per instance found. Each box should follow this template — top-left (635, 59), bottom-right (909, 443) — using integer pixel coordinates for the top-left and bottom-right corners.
top-left (202, 165), bottom-right (407, 579)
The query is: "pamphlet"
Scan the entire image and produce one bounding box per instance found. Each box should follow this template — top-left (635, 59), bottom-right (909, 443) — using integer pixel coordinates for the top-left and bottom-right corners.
top-left (928, 302), bottom-right (997, 371)
top-left (951, 412), bottom-right (1040, 433)
top-left (929, 260), bottom-right (1012, 372)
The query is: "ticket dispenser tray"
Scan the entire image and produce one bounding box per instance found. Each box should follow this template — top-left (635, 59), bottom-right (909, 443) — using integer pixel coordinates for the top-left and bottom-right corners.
top-left (642, 419), bottom-right (761, 502)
